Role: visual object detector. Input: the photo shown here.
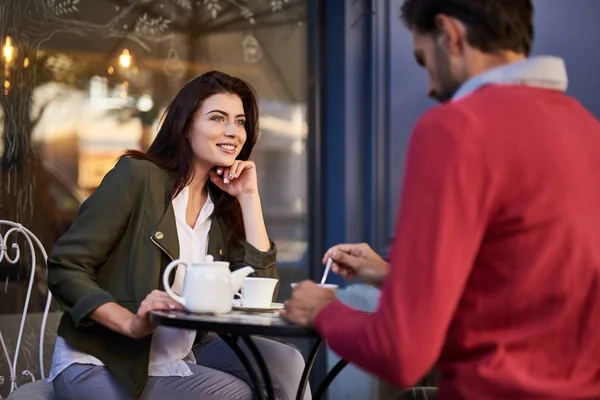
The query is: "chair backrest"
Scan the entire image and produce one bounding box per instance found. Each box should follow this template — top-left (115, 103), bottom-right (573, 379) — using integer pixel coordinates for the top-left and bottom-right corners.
top-left (0, 220), bottom-right (53, 396)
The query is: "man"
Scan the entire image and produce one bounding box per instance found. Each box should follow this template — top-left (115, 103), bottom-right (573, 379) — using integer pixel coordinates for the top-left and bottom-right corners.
top-left (280, 0), bottom-right (600, 399)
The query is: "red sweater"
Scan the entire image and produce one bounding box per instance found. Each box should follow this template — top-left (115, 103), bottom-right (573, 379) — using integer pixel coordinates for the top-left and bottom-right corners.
top-left (315, 85), bottom-right (600, 400)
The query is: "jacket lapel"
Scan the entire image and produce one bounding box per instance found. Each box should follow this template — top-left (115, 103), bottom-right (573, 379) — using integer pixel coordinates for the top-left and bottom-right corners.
top-left (207, 216), bottom-right (225, 261)
top-left (150, 183), bottom-right (224, 263)
top-left (151, 203), bottom-right (180, 261)
top-left (150, 173), bottom-right (180, 261)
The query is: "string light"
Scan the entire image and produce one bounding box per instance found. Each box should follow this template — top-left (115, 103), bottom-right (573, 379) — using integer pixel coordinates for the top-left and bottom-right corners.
top-left (119, 49), bottom-right (132, 68)
top-left (2, 36), bottom-right (14, 94)
top-left (3, 36), bottom-right (14, 64)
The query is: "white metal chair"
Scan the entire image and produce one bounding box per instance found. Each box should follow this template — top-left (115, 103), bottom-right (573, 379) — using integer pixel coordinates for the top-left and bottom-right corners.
top-left (0, 220), bottom-right (54, 399)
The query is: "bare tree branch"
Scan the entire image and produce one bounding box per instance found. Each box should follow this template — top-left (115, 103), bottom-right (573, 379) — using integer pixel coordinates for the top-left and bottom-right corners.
top-left (25, 0), bottom-right (172, 51)
top-left (202, 0), bottom-right (304, 33)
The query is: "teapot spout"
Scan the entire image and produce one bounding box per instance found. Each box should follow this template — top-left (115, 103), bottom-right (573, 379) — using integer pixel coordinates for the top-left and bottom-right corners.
top-left (230, 266), bottom-right (254, 292)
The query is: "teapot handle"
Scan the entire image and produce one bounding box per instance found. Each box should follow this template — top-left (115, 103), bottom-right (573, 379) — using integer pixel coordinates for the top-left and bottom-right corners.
top-left (163, 260), bottom-right (187, 306)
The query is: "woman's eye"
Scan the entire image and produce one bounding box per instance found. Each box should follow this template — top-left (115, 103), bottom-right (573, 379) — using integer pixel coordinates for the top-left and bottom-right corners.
top-left (236, 119), bottom-right (245, 126)
top-left (212, 116), bottom-right (225, 122)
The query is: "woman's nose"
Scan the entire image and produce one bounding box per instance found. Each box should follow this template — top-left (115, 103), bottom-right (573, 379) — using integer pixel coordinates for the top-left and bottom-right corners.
top-left (224, 122), bottom-right (238, 137)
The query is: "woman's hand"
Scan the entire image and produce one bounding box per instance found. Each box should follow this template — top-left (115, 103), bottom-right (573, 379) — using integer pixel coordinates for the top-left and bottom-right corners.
top-left (128, 290), bottom-right (184, 339)
top-left (209, 160), bottom-right (258, 199)
top-left (210, 160), bottom-right (270, 251)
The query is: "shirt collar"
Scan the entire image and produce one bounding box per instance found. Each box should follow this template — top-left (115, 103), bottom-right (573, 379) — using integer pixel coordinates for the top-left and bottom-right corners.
top-left (452, 56), bottom-right (569, 101)
top-left (199, 190), bottom-right (214, 225)
top-left (172, 186), bottom-right (215, 226)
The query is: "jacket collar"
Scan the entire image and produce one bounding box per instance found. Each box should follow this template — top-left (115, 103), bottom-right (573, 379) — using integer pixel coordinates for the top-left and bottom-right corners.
top-left (151, 177), bottom-right (225, 262)
top-left (452, 55), bottom-right (568, 101)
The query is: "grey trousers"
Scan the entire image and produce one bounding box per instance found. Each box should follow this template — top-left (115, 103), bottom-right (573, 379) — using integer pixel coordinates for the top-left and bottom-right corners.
top-left (52, 333), bottom-right (310, 400)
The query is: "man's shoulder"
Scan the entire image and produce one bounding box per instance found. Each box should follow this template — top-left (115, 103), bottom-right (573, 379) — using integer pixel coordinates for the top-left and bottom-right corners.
top-left (415, 86), bottom-right (533, 133)
top-left (409, 101), bottom-right (487, 155)
top-left (415, 102), bottom-right (476, 134)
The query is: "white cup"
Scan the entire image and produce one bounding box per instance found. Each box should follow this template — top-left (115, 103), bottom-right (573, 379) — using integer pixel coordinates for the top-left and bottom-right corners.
top-left (238, 277), bottom-right (278, 308)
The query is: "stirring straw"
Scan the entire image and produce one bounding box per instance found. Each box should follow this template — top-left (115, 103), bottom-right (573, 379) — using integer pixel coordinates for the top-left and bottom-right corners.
top-left (320, 257), bottom-right (333, 285)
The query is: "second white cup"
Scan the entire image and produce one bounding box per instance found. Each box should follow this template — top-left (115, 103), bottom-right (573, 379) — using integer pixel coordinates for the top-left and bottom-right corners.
top-left (238, 277), bottom-right (278, 308)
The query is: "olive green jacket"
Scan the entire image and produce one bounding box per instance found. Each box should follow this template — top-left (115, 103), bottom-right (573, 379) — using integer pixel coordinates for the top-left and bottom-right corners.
top-left (47, 157), bottom-right (278, 398)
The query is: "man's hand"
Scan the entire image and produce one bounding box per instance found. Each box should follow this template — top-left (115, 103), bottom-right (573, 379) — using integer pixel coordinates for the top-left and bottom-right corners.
top-left (324, 243), bottom-right (389, 288)
top-left (280, 281), bottom-right (337, 327)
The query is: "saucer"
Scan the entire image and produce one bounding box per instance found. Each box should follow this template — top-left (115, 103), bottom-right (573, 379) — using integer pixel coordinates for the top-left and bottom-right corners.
top-left (232, 302), bottom-right (285, 313)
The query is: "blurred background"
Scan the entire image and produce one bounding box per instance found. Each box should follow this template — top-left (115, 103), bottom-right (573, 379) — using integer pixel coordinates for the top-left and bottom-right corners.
top-left (0, 0), bottom-right (310, 315)
top-left (1, 0), bottom-right (600, 398)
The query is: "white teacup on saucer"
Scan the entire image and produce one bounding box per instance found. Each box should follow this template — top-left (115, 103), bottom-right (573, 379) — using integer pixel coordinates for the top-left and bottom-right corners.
top-left (233, 277), bottom-right (282, 312)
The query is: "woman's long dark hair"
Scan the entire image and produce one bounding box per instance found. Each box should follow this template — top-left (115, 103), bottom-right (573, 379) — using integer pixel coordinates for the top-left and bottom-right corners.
top-left (123, 71), bottom-right (260, 245)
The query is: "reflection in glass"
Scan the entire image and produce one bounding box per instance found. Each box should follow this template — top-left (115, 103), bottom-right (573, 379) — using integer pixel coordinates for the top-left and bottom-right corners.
top-left (1, 0), bottom-right (308, 312)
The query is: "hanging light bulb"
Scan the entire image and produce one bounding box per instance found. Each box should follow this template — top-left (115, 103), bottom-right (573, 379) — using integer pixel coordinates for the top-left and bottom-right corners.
top-left (242, 35), bottom-right (262, 64)
top-left (3, 36), bottom-right (15, 64)
top-left (119, 49), bottom-right (132, 68)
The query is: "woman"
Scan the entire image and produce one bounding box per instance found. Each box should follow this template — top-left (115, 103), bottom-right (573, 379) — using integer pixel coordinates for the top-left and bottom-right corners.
top-left (47, 71), bottom-right (308, 399)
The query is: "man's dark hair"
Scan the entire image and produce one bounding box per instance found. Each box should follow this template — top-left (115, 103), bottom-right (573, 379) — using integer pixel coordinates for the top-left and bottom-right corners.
top-left (400, 0), bottom-right (534, 56)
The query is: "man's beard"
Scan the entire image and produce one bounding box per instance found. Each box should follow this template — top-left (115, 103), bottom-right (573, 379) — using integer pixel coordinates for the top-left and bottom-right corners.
top-left (433, 80), bottom-right (460, 103)
top-left (432, 45), bottom-right (463, 103)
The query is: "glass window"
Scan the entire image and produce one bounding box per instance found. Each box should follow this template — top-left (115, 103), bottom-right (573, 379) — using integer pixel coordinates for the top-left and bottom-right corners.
top-left (0, 1), bottom-right (308, 389)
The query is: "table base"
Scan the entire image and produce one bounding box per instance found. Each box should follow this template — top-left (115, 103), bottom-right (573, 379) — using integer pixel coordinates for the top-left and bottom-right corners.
top-left (218, 334), bottom-right (347, 400)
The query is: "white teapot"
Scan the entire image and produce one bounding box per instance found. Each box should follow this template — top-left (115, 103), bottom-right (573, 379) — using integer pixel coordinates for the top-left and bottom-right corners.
top-left (162, 255), bottom-right (254, 314)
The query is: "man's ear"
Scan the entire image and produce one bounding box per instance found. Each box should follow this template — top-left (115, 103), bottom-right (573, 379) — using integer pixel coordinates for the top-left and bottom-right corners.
top-left (433, 14), bottom-right (467, 56)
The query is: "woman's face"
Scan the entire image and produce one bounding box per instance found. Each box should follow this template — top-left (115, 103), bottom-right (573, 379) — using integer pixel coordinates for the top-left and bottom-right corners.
top-left (188, 92), bottom-right (247, 171)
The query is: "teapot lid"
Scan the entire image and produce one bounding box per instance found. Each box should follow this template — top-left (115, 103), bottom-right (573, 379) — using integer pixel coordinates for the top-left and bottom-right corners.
top-left (188, 254), bottom-right (229, 267)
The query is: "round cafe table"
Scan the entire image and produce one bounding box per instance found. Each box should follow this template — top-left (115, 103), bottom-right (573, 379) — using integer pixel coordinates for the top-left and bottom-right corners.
top-left (150, 309), bottom-right (349, 400)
